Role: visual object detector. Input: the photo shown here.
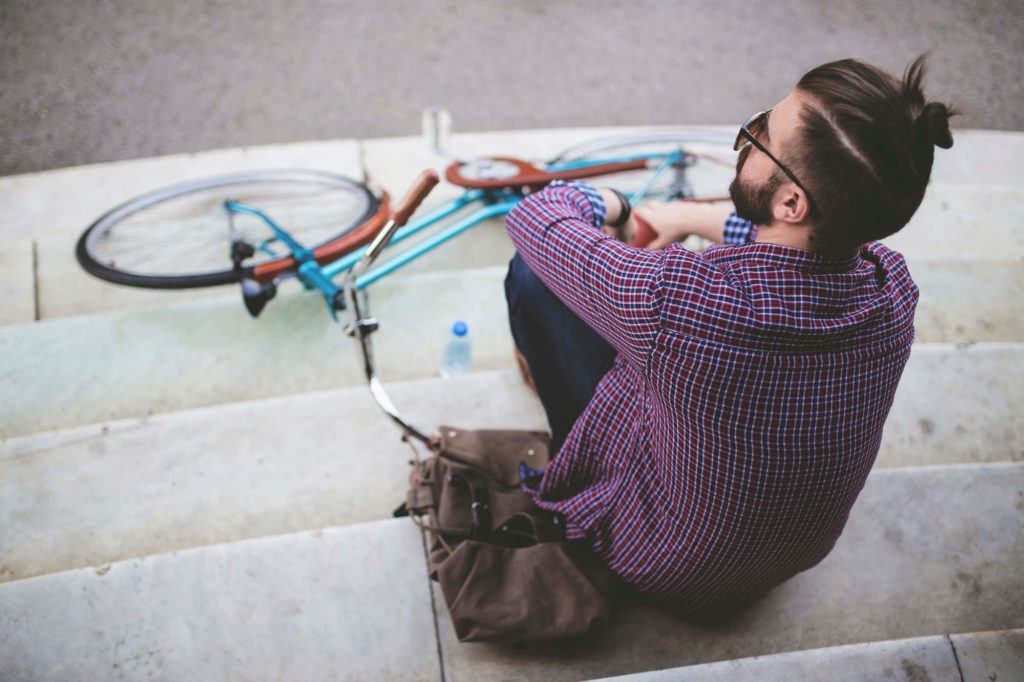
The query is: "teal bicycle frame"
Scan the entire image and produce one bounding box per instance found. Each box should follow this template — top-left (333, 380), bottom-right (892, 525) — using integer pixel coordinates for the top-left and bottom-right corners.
top-left (226, 149), bottom-right (686, 319)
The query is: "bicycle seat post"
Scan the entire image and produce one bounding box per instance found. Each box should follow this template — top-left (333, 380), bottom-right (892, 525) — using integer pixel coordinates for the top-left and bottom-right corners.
top-left (422, 107), bottom-right (451, 155)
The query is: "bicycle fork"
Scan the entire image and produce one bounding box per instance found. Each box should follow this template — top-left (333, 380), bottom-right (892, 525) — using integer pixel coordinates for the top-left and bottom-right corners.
top-left (223, 199), bottom-right (346, 319)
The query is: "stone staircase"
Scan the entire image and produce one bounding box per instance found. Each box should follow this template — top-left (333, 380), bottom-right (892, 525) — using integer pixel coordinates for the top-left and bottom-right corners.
top-left (1, 128), bottom-right (1021, 680)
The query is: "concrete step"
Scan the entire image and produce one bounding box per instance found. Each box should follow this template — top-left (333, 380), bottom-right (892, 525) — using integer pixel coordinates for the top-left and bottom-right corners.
top-left (910, 258), bottom-right (1024, 344)
top-left (953, 629), bottom-right (1024, 682)
top-left (0, 265), bottom-right (516, 439)
top-left (885, 184), bottom-right (1024, 260)
top-left (0, 139), bottom-right (357, 322)
top-left (2, 254), bottom-right (1022, 438)
top-left (29, 200), bottom-right (515, 320)
top-left (1, 127), bottom-right (1020, 323)
top-left (2, 343), bottom-right (1020, 586)
top-left (925, 129), bottom-right (1024, 188)
top-left (26, 250), bottom-right (1024, 345)
top-left (0, 238), bottom-right (35, 325)
top-left (877, 343), bottom-right (1024, 467)
top-left (0, 139), bottom-right (365, 244)
top-left (366, 125), bottom-right (1024, 261)
top-left (16, 183), bottom-right (1024, 321)
top-left (2, 125), bottom-right (648, 323)
top-left (1, 463), bottom-right (1020, 681)
top-left (1, 127), bottom-right (1011, 245)
top-left (362, 127), bottom-right (1024, 197)
top-left (0, 370), bottom-right (546, 584)
top-left (590, 629), bottom-right (1024, 682)
top-left (432, 463), bottom-right (1024, 681)
top-left (0, 518), bottom-right (441, 682)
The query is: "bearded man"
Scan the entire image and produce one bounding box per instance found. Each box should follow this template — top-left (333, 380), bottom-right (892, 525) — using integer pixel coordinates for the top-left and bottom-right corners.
top-left (503, 56), bottom-right (956, 615)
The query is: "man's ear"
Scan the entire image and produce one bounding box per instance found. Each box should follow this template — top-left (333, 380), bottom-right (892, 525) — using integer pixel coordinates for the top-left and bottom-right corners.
top-left (773, 185), bottom-right (811, 224)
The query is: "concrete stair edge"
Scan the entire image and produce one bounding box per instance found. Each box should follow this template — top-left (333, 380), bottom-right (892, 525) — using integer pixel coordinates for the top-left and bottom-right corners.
top-left (432, 462), bottom-right (1024, 680)
top-left (587, 629), bottom-right (1024, 682)
top-left (5, 252), bottom-right (1022, 328)
top-left (5, 461), bottom-right (1020, 582)
top-left (1, 247), bottom-right (1022, 439)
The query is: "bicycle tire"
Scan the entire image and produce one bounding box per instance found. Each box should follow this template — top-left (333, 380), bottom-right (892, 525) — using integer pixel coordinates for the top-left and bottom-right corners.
top-left (76, 169), bottom-right (380, 289)
top-left (548, 129), bottom-right (737, 202)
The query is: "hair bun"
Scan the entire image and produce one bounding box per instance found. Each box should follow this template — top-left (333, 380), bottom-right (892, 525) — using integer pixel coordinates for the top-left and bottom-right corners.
top-left (915, 102), bottom-right (954, 149)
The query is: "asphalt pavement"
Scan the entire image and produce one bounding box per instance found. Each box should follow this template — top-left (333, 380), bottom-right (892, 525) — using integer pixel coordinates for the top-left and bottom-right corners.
top-left (1, 0), bottom-right (1021, 176)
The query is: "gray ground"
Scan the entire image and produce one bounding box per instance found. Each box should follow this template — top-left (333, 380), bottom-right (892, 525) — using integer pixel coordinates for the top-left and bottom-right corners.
top-left (1, 0), bottom-right (1022, 177)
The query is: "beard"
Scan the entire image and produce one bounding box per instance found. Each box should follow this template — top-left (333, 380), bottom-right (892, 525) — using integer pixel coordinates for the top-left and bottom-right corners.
top-left (729, 146), bottom-right (782, 227)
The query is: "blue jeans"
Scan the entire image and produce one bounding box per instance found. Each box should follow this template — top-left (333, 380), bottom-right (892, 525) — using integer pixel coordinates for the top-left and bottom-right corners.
top-left (504, 252), bottom-right (617, 453)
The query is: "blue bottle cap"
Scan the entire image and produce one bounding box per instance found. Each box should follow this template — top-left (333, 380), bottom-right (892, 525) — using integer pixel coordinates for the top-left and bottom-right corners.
top-left (452, 321), bottom-right (468, 337)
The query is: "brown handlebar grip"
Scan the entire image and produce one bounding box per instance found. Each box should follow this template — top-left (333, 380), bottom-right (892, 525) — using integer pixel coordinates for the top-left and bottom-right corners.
top-left (391, 170), bottom-right (440, 227)
top-left (630, 213), bottom-right (657, 248)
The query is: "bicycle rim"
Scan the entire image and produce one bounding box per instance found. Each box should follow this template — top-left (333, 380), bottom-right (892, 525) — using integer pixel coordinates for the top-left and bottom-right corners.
top-left (77, 169), bottom-right (379, 289)
top-left (548, 129), bottom-right (737, 203)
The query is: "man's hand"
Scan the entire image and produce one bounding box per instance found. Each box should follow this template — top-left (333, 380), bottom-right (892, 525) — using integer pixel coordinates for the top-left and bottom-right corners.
top-left (633, 201), bottom-right (736, 249)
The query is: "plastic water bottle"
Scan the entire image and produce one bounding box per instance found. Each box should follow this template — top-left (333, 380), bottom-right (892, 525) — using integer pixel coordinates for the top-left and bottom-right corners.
top-left (440, 321), bottom-right (471, 378)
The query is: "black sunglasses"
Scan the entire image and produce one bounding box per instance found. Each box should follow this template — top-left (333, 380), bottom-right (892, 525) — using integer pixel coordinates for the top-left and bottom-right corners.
top-left (734, 109), bottom-right (815, 209)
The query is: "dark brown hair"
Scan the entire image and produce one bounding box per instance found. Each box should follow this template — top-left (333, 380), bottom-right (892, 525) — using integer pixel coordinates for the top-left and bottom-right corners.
top-left (793, 55), bottom-right (959, 252)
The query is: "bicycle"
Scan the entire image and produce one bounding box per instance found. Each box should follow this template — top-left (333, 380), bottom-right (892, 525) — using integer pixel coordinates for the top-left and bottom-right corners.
top-left (76, 128), bottom-right (737, 439)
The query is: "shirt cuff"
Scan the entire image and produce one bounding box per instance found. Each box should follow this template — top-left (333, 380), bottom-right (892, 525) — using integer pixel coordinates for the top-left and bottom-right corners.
top-left (723, 212), bottom-right (755, 244)
top-left (547, 180), bottom-right (607, 228)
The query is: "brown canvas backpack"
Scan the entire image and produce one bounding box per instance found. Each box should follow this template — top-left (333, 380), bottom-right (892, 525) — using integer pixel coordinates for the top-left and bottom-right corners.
top-left (395, 425), bottom-right (616, 644)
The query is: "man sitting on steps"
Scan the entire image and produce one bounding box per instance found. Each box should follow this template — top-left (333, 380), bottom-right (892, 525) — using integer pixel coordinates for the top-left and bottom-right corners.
top-left (503, 55), bottom-right (957, 616)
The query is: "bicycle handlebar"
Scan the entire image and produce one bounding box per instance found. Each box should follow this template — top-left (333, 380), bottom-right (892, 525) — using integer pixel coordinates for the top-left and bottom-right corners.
top-left (363, 170), bottom-right (440, 264)
top-left (392, 170), bottom-right (440, 227)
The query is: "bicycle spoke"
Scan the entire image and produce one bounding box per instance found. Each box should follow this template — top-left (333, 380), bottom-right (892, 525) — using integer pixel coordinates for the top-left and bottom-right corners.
top-left (547, 131), bottom-right (736, 206)
top-left (84, 176), bottom-right (373, 279)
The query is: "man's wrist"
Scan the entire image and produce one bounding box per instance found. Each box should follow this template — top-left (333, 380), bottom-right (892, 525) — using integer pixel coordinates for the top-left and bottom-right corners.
top-left (606, 189), bottom-right (632, 228)
top-left (598, 188), bottom-right (624, 225)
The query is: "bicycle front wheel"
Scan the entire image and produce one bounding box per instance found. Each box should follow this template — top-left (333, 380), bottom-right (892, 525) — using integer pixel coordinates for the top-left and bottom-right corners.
top-left (548, 129), bottom-right (737, 203)
top-left (77, 169), bottom-right (379, 289)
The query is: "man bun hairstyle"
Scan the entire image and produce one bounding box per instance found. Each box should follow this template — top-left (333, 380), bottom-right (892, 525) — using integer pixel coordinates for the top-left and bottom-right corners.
top-left (916, 101), bottom-right (955, 150)
top-left (793, 54), bottom-right (959, 253)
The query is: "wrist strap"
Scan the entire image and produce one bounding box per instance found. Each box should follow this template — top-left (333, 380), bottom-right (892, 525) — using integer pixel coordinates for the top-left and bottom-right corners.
top-left (607, 189), bottom-right (632, 228)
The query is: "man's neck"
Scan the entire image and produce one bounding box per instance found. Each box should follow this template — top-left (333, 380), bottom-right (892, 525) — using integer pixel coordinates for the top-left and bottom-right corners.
top-left (754, 222), bottom-right (816, 252)
top-left (754, 222), bottom-right (861, 259)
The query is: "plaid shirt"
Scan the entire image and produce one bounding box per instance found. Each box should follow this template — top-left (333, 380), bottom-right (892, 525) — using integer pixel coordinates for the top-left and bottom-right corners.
top-left (507, 181), bottom-right (918, 615)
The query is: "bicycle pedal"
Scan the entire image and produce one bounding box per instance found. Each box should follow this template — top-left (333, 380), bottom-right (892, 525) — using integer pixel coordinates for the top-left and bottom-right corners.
top-left (343, 318), bottom-right (379, 338)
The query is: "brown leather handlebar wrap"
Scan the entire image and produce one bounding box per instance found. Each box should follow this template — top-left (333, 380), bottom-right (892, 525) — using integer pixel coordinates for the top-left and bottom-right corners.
top-left (392, 170), bottom-right (440, 227)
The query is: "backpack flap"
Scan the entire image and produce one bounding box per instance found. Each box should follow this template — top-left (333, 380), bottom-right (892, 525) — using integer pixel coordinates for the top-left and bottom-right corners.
top-left (437, 426), bottom-right (551, 487)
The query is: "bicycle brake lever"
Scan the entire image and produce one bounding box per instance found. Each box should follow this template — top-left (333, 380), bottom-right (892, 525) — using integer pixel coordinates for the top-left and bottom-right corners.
top-left (361, 170), bottom-right (440, 265)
